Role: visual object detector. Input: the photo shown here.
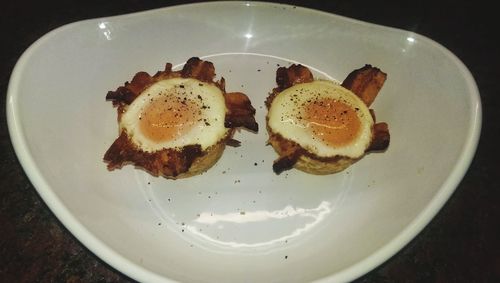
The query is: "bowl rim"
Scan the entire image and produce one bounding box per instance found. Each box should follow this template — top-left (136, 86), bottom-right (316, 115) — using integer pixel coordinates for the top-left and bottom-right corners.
top-left (6, 2), bottom-right (482, 282)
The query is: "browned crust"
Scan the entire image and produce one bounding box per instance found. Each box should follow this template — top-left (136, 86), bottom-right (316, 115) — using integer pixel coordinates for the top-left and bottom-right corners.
top-left (267, 64), bottom-right (390, 174)
top-left (341, 64), bottom-right (387, 107)
top-left (103, 57), bottom-right (257, 178)
top-left (104, 131), bottom-right (204, 177)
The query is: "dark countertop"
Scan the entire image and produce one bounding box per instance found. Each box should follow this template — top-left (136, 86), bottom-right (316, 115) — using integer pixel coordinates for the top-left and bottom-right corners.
top-left (1, 1), bottom-right (498, 282)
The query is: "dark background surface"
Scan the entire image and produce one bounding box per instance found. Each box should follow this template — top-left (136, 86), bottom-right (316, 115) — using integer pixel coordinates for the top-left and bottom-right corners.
top-left (1, 1), bottom-right (499, 282)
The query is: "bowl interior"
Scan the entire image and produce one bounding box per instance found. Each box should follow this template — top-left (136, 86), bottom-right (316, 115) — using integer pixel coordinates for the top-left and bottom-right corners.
top-left (7, 2), bottom-right (480, 283)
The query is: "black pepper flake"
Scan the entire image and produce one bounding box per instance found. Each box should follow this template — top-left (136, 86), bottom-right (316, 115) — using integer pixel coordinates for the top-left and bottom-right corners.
top-left (197, 95), bottom-right (203, 100)
top-left (254, 162), bottom-right (258, 166)
top-left (285, 255), bottom-right (288, 259)
top-left (179, 85), bottom-right (185, 88)
top-left (199, 83), bottom-right (204, 86)
top-left (257, 69), bottom-right (261, 72)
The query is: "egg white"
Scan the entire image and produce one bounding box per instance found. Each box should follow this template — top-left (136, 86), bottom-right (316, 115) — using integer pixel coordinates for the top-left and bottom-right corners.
top-left (267, 80), bottom-right (373, 158)
top-left (120, 78), bottom-right (229, 152)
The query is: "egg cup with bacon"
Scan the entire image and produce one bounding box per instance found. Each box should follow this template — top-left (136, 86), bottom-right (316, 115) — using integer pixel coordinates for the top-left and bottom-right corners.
top-left (266, 64), bottom-right (390, 175)
top-left (104, 57), bottom-right (258, 179)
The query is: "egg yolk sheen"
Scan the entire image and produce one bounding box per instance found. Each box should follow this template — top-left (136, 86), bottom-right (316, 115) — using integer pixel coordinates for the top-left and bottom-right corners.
top-left (305, 98), bottom-right (361, 147)
top-left (139, 96), bottom-right (201, 143)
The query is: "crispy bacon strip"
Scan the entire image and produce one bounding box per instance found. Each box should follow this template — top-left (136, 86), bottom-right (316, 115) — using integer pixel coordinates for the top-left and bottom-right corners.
top-left (225, 92), bottom-right (258, 132)
top-left (103, 57), bottom-right (258, 177)
top-left (180, 57), bottom-right (216, 82)
top-left (341, 64), bottom-right (387, 107)
top-left (276, 64), bottom-right (314, 90)
top-left (368, 122), bottom-right (390, 151)
top-left (266, 64), bottom-right (314, 108)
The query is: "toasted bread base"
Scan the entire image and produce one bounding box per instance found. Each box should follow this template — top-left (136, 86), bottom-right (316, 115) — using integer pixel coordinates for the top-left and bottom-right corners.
top-left (293, 155), bottom-right (357, 175)
top-left (267, 132), bottom-right (359, 175)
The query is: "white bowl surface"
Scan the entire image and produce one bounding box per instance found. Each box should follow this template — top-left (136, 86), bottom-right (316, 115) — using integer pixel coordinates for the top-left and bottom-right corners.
top-left (7, 2), bottom-right (481, 282)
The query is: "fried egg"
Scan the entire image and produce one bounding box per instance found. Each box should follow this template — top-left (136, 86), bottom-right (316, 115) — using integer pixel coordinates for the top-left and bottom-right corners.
top-left (267, 80), bottom-right (374, 158)
top-left (119, 77), bottom-right (228, 152)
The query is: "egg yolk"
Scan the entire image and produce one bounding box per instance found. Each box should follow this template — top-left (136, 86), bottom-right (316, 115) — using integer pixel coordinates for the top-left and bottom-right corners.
top-left (305, 98), bottom-right (361, 147)
top-left (139, 96), bottom-right (200, 143)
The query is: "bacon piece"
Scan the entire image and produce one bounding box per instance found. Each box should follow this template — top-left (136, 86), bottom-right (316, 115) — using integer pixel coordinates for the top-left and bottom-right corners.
top-left (181, 57), bottom-right (216, 83)
top-left (368, 122), bottom-right (390, 151)
top-left (104, 132), bottom-right (203, 177)
top-left (224, 92), bottom-right (258, 132)
top-left (276, 64), bottom-right (314, 90)
top-left (225, 138), bottom-right (241, 147)
top-left (270, 134), bottom-right (304, 174)
top-left (105, 86), bottom-right (136, 106)
top-left (266, 64), bottom-right (314, 107)
top-left (105, 57), bottom-right (216, 107)
top-left (341, 65), bottom-right (390, 151)
top-left (341, 65), bottom-right (387, 107)
top-left (106, 65), bottom-right (177, 107)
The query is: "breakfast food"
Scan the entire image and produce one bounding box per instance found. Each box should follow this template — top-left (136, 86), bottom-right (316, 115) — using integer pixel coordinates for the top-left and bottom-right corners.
top-left (104, 57), bottom-right (258, 179)
top-left (266, 64), bottom-right (390, 174)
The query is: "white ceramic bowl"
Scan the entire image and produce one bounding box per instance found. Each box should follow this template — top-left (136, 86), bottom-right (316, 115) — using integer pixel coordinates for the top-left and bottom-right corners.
top-left (7, 2), bottom-right (481, 282)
